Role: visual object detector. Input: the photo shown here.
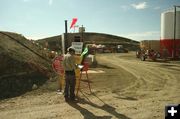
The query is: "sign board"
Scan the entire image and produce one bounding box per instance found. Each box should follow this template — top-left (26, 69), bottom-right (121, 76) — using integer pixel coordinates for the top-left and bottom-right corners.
top-left (72, 42), bottom-right (83, 54)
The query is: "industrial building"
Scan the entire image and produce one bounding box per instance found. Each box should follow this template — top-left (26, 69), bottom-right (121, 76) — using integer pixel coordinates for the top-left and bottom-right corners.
top-left (140, 40), bottom-right (160, 52)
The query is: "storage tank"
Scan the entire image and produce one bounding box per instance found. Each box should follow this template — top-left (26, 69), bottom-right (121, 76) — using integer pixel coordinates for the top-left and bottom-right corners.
top-left (160, 7), bottom-right (180, 58)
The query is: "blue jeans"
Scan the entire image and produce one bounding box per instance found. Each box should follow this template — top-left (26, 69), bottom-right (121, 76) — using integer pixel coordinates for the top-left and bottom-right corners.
top-left (64, 70), bottom-right (76, 100)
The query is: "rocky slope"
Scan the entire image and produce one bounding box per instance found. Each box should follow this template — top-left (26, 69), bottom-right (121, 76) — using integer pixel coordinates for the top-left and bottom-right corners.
top-left (0, 31), bottom-right (53, 99)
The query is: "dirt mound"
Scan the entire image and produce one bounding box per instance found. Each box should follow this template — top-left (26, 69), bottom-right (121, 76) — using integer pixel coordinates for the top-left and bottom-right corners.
top-left (0, 31), bottom-right (54, 99)
top-left (37, 32), bottom-right (139, 52)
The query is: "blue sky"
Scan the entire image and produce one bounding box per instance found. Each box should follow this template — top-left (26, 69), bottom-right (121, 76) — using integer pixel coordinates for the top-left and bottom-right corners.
top-left (0, 0), bottom-right (179, 41)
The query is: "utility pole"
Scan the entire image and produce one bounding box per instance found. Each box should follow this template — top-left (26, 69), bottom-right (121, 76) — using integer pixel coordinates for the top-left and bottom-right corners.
top-left (173, 6), bottom-right (176, 59)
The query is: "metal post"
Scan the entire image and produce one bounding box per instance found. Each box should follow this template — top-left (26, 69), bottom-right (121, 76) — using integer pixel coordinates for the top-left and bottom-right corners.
top-left (65, 20), bottom-right (68, 34)
top-left (65, 20), bottom-right (68, 54)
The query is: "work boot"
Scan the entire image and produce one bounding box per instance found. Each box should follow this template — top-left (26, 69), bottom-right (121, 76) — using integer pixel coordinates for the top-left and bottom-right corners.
top-left (65, 97), bottom-right (69, 102)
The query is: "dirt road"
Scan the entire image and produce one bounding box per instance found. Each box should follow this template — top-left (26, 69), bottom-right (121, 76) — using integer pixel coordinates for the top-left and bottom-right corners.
top-left (0, 52), bottom-right (180, 119)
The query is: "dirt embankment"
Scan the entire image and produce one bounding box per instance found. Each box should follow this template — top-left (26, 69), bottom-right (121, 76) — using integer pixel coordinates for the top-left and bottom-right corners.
top-left (0, 31), bottom-right (53, 99)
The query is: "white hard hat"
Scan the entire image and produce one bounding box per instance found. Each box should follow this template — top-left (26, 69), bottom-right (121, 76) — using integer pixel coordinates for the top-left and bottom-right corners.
top-left (67, 46), bottom-right (75, 52)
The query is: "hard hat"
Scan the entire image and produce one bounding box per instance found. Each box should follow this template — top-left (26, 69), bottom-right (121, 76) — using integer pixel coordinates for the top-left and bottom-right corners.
top-left (67, 46), bottom-right (75, 52)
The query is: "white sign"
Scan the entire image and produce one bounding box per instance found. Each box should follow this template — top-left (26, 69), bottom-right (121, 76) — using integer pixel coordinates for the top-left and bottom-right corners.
top-left (72, 42), bottom-right (83, 54)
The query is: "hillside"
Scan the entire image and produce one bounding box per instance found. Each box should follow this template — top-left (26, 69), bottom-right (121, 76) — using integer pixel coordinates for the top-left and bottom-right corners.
top-left (0, 31), bottom-right (53, 99)
top-left (37, 32), bottom-right (139, 51)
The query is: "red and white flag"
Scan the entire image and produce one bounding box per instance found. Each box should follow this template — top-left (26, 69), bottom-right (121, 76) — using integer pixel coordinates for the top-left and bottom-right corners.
top-left (70, 18), bottom-right (78, 29)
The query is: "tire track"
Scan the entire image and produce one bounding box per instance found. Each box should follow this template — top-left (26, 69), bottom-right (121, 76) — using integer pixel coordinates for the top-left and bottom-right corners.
top-left (97, 54), bottom-right (180, 99)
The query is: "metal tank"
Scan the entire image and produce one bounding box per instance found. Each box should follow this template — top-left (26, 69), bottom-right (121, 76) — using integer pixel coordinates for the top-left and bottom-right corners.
top-left (160, 7), bottom-right (180, 58)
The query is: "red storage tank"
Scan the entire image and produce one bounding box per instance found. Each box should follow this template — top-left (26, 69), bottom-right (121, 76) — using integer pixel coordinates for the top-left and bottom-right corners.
top-left (160, 8), bottom-right (180, 58)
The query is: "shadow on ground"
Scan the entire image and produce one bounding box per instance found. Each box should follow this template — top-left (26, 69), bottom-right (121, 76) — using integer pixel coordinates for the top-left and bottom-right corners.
top-left (67, 93), bottom-right (131, 119)
top-left (97, 64), bottom-right (115, 69)
top-left (114, 96), bottom-right (138, 101)
top-left (68, 102), bottom-right (112, 119)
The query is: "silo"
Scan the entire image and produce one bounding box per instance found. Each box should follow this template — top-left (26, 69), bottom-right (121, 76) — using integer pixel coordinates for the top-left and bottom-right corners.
top-left (160, 7), bottom-right (180, 58)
